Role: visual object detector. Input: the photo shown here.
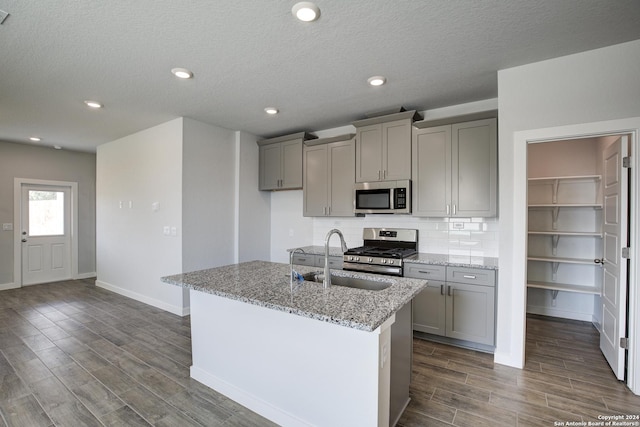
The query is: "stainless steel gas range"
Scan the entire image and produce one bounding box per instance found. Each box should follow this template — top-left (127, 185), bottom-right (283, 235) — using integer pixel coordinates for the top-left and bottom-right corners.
top-left (343, 228), bottom-right (418, 276)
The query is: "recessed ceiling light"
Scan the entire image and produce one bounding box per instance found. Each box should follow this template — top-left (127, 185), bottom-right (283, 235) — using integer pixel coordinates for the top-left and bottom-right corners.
top-left (171, 68), bottom-right (193, 79)
top-left (29, 137), bottom-right (41, 142)
top-left (264, 107), bottom-right (279, 115)
top-left (53, 145), bottom-right (62, 150)
top-left (84, 100), bottom-right (103, 109)
top-left (367, 76), bottom-right (387, 87)
top-left (292, 2), bottom-right (320, 22)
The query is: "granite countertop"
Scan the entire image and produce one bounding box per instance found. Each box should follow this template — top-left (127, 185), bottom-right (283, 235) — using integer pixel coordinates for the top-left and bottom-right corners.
top-left (161, 260), bottom-right (427, 332)
top-left (288, 246), bottom-right (498, 270)
top-left (406, 253), bottom-right (499, 270)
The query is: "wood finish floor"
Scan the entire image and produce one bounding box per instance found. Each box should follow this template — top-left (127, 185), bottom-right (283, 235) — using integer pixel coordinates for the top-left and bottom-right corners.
top-left (1, 280), bottom-right (639, 426)
top-left (400, 315), bottom-right (640, 426)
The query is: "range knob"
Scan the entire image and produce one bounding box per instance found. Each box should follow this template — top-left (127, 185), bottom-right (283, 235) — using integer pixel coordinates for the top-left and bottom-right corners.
top-left (389, 259), bottom-right (395, 265)
top-left (382, 259), bottom-right (387, 264)
top-left (368, 257), bottom-right (373, 263)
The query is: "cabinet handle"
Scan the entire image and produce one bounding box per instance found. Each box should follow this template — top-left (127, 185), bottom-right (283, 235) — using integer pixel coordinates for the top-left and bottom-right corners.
top-left (378, 170), bottom-right (381, 180)
top-left (463, 275), bottom-right (476, 279)
top-left (440, 284), bottom-right (444, 295)
top-left (418, 270), bottom-right (431, 274)
top-left (384, 170), bottom-right (387, 179)
top-left (447, 285), bottom-right (452, 296)
top-left (453, 204), bottom-right (457, 215)
top-left (328, 206), bottom-right (331, 215)
top-left (446, 205), bottom-right (450, 215)
top-left (323, 207), bottom-right (326, 215)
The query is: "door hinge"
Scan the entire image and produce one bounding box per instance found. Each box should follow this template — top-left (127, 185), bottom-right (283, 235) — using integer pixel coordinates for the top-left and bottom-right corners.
top-left (620, 337), bottom-right (629, 350)
top-left (623, 156), bottom-right (631, 168)
top-left (622, 247), bottom-right (630, 259)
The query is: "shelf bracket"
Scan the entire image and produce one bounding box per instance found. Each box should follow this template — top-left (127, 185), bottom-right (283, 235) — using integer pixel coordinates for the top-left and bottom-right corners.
top-left (551, 289), bottom-right (559, 306)
top-left (551, 262), bottom-right (560, 282)
top-left (551, 206), bottom-right (560, 230)
top-left (552, 234), bottom-right (560, 256)
top-left (552, 179), bottom-right (560, 204)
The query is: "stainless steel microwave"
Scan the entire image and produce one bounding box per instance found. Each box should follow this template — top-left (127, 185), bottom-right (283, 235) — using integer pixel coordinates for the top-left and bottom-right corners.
top-left (354, 180), bottom-right (411, 214)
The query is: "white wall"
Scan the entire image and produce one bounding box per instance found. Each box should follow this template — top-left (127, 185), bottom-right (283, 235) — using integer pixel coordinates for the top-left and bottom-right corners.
top-left (96, 118), bottom-right (185, 314)
top-left (497, 39), bottom-right (640, 369)
top-left (236, 131), bottom-right (271, 263)
top-left (182, 118), bottom-right (236, 272)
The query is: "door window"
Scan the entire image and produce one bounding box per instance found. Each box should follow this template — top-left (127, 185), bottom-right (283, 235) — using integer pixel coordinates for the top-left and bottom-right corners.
top-left (28, 190), bottom-right (65, 236)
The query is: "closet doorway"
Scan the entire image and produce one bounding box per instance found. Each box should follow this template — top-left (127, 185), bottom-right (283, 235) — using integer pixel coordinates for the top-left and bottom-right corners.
top-left (526, 134), bottom-right (631, 380)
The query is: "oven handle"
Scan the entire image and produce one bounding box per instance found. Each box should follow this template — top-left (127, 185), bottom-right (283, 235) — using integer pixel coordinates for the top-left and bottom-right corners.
top-left (342, 262), bottom-right (402, 276)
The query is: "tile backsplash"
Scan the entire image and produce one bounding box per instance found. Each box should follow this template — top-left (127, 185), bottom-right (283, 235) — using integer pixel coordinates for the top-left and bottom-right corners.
top-left (313, 215), bottom-right (499, 259)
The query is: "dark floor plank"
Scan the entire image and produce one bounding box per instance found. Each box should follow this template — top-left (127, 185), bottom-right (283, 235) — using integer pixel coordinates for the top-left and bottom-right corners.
top-left (0, 394), bottom-right (52, 427)
top-left (100, 405), bottom-right (153, 427)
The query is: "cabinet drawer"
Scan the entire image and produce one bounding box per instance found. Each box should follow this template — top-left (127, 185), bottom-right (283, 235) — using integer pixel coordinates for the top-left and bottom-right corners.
top-left (404, 264), bottom-right (446, 281)
top-left (292, 253), bottom-right (317, 267)
top-left (316, 255), bottom-right (344, 269)
top-left (446, 267), bottom-right (495, 286)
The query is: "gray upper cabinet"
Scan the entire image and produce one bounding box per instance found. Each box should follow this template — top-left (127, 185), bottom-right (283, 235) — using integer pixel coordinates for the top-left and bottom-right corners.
top-left (258, 132), bottom-right (316, 191)
top-left (353, 110), bottom-right (421, 183)
top-left (412, 117), bottom-right (497, 217)
top-left (303, 134), bottom-right (355, 217)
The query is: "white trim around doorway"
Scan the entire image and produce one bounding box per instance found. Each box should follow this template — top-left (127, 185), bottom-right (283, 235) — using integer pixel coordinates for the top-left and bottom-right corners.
top-left (13, 178), bottom-right (80, 287)
top-left (511, 117), bottom-right (640, 395)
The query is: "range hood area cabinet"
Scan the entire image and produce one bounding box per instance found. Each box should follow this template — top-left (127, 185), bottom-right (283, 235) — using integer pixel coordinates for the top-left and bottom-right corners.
top-left (258, 132), bottom-right (317, 191)
top-left (303, 134), bottom-right (356, 217)
top-left (352, 110), bottom-right (422, 183)
top-left (411, 117), bottom-right (497, 217)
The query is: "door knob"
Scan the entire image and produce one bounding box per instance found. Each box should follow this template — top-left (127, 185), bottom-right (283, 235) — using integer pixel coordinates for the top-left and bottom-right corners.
top-left (22, 231), bottom-right (27, 235)
top-left (21, 239), bottom-right (27, 242)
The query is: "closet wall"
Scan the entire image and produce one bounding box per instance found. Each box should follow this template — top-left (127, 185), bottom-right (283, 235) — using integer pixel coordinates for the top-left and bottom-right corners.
top-left (526, 136), bottom-right (618, 324)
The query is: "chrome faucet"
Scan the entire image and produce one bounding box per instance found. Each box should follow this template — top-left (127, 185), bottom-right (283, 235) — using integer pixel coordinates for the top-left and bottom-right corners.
top-left (324, 229), bottom-right (348, 289)
top-left (289, 247), bottom-right (305, 292)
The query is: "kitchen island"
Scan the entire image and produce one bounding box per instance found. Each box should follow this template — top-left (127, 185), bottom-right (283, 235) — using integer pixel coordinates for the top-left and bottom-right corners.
top-left (162, 260), bottom-right (427, 427)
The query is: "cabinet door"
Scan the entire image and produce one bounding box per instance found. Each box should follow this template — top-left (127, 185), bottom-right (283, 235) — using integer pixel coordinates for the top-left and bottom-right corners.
top-left (412, 281), bottom-right (446, 336)
top-left (445, 283), bottom-right (495, 345)
top-left (452, 119), bottom-right (497, 217)
top-left (355, 124), bottom-right (383, 182)
top-left (316, 255), bottom-right (344, 269)
top-left (281, 140), bottom-right (303, 189)
top-left (383, 119), bottom-right (412, 180)
top-left (303, 144), bottom-right (328, 217)
top-left (260, 143), bottom-right (282, 190)
top-left (412, 125), bottom-right (452, 217)
top-left (328, 139), bottom-right (355, 216)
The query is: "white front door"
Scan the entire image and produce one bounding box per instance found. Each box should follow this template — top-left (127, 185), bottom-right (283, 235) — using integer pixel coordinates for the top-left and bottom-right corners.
top-left (600, 136), bottom-right (629, 380)
top-left (20, 185), bottom-right (72, 285)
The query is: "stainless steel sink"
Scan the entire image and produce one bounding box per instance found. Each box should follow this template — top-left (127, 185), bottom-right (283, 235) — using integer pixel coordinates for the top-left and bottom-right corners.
top-left (302, 272), bottom-right (392, 291)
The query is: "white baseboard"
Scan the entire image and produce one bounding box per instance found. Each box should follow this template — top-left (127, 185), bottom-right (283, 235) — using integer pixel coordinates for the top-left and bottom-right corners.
top-left (76, 272), bottom-right (97, 280)
top-left (190, 366), bottom-right (312, 427)
top-left (0, 282), bottom-right (19, 291)
top-left (95, 280), bottom-right (189, 317)
top-left (526, 305), bottom-right (593, 322)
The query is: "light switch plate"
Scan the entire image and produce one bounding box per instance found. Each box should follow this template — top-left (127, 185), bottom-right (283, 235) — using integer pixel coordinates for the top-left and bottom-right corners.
top-left (2, 223), bottom-right (13, 231)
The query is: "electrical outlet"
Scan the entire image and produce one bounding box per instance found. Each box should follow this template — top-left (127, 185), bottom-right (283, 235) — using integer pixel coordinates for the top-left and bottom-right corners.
top-left (163, 226), bottom-right (170, 236)
top-left (453, 222), bottom-right (464, 230)
top-left (170, 227), bottom-right (177, 236)
top-left (2, 223), bottom-right (13, 231)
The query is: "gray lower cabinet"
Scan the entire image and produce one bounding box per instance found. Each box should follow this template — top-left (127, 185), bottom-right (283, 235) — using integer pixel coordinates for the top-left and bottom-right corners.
top-left (291, 253), bottom-right (343, 269)
top-left (408, 264), bottom-right (496, 346)
top-left (412, 118), bottom-right (497, 217)
top-left (303, 135), bottom-right (355, 217)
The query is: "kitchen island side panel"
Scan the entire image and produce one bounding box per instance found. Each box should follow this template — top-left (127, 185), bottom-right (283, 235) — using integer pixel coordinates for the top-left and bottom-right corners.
top-left (189, 289), bottom-right (393, 427)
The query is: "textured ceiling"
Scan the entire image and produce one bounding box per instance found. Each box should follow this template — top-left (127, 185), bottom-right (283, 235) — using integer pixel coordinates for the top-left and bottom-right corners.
top-left (1, 0), bottom-right (640, 152)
